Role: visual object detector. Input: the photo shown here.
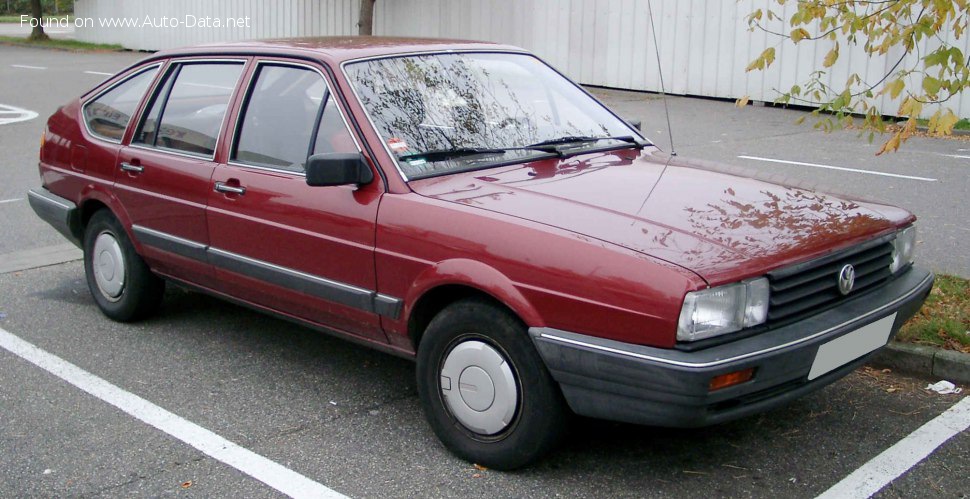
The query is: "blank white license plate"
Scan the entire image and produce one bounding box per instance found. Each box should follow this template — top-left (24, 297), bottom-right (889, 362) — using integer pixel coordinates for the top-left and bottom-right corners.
top-left (808, 313), bottom-right (897, 380)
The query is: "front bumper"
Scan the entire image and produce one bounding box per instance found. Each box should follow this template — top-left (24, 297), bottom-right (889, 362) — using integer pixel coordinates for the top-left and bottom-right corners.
top-left (530, 267), bottom-right (934, 427)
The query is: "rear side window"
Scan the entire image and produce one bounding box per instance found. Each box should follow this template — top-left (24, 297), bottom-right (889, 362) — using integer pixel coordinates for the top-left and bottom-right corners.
top-left (135, 62), bottom-right (243, 157)
top-left (232, 64), bottom-right (327, 172)
top-left (82, 67), bottom-right (158, 142)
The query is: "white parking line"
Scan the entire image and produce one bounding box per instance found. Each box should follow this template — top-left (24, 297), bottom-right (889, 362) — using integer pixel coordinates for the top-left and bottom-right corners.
top-left (83, 70), bottom-right (114, 76)
top-left (10, 64), bottom-right (46, 70)
top-left (941, 154), bottom-right (970, 160)
top-left (816, 396), bottom-right (969, 499)
top-left (0, 104), bottom-right (38, 125)
top-left (738, 155), bottom-right (938, 182)
top-left (0, 198), bottom-right (23, 204)
top-left (0, 326), bottom-right (347, 499)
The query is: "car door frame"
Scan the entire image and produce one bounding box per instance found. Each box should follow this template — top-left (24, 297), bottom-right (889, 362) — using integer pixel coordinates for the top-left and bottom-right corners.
top-left (113, 56), bottom-right (252, 290)
top-left (205, 55), bottom-right (396, 344)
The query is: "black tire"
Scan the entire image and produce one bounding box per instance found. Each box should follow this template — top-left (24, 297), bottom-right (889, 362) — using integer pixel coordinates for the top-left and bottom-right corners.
top-left (83, 210), bottom-right (164, 322)
top-left (416, 297), bottom-right (568, 470)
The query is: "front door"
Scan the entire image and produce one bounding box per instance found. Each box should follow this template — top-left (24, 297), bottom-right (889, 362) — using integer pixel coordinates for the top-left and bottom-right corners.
top-left (205, 60), bottom-right (387, 342)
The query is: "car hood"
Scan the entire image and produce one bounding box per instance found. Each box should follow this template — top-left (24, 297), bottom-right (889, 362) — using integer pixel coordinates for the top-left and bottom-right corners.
top-left (408, 147), bottom-right (914, 285)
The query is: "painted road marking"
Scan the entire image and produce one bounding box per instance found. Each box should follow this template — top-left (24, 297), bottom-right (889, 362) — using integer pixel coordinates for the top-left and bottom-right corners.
top-left (0, 104), bottom-right (38, 125)
top-left (0, 198), bottom-right (23, 204)
top-left (83, 70), bottom-right (114, 76)
top-left (816, 396), bottom-right (969, 498)
top-left (0, 326), bottom-right (347, 499)
top-left (941, 154), bottom-right (970, 160)
top-left (738, 155), bottom-right (938, 182)
top-left (0, 104), bottom-right (37, 125)
top-left (10, 64), bottom-right (46, 70)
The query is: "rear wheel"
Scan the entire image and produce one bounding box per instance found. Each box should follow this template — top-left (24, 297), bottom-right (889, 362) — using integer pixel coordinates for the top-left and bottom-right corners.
top-left (416, 298), bottom-right (567, 470)
top-left (83, 210), bottom-right (164, 321)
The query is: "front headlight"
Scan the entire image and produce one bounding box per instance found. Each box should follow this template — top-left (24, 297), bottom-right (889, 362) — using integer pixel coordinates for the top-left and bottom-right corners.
top-left (677, 278), bottom-right (770, 342)
top-left (890, 226), bottom-right (916, 273)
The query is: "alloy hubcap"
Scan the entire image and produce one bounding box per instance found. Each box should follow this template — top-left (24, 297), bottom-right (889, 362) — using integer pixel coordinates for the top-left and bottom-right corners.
top-left (93, 231), bottom-right (125, 301)
top-left (440, 339), bottom-right (518, 435)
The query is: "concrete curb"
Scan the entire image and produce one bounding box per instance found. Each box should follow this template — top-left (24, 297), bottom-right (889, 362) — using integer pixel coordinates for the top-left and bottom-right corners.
top-left (870, 342), bottom-right (970, 385)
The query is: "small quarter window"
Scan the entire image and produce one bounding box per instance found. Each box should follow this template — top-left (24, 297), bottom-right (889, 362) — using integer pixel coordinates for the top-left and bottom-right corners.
top-left (82, 67), bottom-right (157, 142)
top-left (233, 64), bottom-right (327, 172)
top-left (312, 96), bottom-right (358, 155)
top-left (150, 62), bottom-right (243, 157)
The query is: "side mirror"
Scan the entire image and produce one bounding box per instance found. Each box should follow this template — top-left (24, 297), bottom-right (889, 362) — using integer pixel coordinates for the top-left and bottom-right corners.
top-left (305, 152), bottom-right (374, 187)
top-left (625, 118), bottom-right (642, 131)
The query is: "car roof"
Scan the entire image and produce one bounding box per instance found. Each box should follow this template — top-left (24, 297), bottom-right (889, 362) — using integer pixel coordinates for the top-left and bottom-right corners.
top-left (151, 36), bottom-right (528, 65)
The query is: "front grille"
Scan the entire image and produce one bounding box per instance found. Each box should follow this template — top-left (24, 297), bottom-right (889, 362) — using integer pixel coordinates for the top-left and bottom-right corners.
top-left (766, 237), bottom-right (895, 325)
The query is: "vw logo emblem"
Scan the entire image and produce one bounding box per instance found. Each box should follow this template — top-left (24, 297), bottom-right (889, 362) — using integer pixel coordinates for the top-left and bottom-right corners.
top-left (838, 264), bottom-right (856, 295)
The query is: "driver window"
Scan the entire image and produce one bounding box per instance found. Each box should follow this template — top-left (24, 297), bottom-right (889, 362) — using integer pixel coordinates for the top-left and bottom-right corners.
top-left (233, 64), bottom-right (326, 172)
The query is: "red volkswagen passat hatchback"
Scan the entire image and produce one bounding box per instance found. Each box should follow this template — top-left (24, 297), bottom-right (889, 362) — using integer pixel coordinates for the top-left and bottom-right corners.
top-left (29, 37), bottom-right (932, 469)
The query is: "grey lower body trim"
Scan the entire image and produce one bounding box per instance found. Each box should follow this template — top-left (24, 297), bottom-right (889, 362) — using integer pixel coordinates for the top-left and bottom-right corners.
top-left (27, 188), bottom-right (81, 247)
top-left (131, 226), bottom-right (403, 319)
top-left (132, 225), bottom-right (208, 262)
top-left (207, 247), bottom-right (375, 312)
top-left (529, 267), bottom-right (933, 428)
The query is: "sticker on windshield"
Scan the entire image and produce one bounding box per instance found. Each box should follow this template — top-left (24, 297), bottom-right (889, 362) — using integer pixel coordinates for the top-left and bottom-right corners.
top-left (387, 137), bottom-right (408, 153)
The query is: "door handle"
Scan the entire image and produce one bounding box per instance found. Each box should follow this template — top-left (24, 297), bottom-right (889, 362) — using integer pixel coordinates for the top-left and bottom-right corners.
top-left (214, 182), bottom-right (246, 195)
top-left (120, 162), bottom-right (144, 173)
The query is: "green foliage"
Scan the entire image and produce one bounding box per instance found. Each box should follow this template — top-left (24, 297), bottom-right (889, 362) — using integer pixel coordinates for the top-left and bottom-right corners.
top-left (0, 0), bottom-right (71, 16)
top-left (743, 0), bottom-right (970, 154)
top-left (898, 274), bottom-right (970, 353)
top-left (0, 35), bottom-right (123, 51)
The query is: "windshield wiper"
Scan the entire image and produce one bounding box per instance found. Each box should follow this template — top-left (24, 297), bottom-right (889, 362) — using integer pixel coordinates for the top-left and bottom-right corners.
top-left (398, 136), bottom-right (645, 164)
top-left (399, 145), bottom-right (566, 163)
top-left (528, 135), bottom-right (642, 148)
top-left (398, 147), bottom-right (507, 162)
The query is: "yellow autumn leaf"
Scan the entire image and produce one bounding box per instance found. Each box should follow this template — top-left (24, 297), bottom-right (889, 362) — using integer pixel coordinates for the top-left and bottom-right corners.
top-left (790, 28), bottom-right (811, 43)
top-left (887, 79), bottom-right (905, 99)
top-left (823, 43), bottom-right (840, 68)
top-left (936, 109), bottom-right (960, 135)
top-left (736, 96), bottom-right (750, 107)
top-left (876, 131), bottom-right (902, 155)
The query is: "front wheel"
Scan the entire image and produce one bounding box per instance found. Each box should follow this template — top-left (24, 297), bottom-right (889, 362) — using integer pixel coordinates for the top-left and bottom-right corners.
top-left (83, 210), bottom-right (164, 322)
top-left (416, 298), bottom-right (567, 470)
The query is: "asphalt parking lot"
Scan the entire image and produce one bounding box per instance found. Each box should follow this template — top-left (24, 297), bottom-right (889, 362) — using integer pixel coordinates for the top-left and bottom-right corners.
top-left (1, 44), bottom-right (968, 497)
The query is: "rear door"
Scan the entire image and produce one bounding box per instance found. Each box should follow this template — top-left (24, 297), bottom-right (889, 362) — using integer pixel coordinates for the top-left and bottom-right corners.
top-left (206, 59), bottom-right (388, 342)
top-left (116, 59), bottom-right (246, 288)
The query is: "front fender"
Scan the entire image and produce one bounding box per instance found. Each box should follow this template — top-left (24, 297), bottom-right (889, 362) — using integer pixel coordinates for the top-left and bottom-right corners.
top-left (405, 258), bottom-right (543, 328)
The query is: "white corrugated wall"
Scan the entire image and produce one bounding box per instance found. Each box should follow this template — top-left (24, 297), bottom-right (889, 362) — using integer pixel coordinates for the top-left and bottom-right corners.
top-left (74, 0), bottom-right (970, 118)
top-left (73, 0), bottom-right (360, 49)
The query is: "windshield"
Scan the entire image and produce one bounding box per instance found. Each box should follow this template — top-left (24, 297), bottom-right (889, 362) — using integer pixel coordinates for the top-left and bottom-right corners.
top-left (344, 52), bottom-right (643, 179)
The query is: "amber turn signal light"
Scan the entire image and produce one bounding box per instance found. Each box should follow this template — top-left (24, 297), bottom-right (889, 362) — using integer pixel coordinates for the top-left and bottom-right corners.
top-left (709, 368), bottom-right (755, 391)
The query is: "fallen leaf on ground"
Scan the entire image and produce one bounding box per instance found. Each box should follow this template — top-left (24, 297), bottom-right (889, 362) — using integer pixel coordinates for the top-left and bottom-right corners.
top-left (181, 481), bottom-right (192, 489)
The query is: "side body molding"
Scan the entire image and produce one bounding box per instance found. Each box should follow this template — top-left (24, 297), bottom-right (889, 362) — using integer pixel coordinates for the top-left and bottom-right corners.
top-left (130, 225), bottom-right (402, 319)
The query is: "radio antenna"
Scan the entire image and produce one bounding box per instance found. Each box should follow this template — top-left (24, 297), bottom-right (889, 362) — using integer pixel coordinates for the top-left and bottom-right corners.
top-left (646, 0), bottom-right (676, 156)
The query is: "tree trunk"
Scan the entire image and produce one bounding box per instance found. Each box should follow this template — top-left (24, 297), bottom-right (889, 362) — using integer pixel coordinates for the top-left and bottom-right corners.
top-left (28, 0), bottom-right (48, 41)
top-left (358, 0), bottom-right (376, 36)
